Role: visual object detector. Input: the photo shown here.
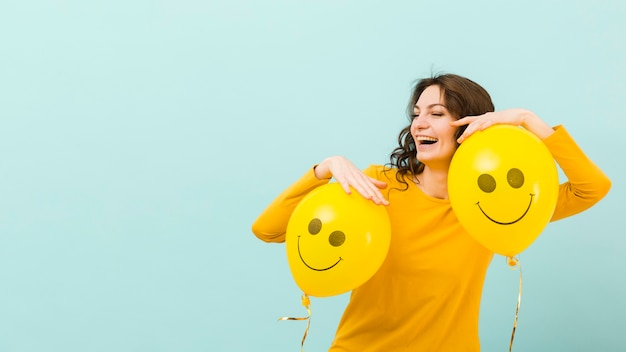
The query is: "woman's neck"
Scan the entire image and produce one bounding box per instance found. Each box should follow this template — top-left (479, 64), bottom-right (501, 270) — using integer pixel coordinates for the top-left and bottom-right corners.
top-left (415, 167), bottom-right (449, 200)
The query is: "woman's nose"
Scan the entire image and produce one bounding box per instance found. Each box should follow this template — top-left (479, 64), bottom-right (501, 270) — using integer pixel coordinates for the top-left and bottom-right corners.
top-left (413, 115), bottom-right (428, 129)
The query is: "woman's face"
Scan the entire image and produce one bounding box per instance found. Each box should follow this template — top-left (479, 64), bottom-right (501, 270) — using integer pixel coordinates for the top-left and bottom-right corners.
top-left (410, 85), bottom-right (459, 170)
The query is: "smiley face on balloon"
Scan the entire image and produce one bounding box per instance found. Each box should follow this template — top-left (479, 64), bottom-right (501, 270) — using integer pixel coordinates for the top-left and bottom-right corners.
top-left (448, 125), bottom-right (559, 257)
top-left (475, 166), bottom-right (533, 226)
top-left (286, 183), bottom-right (391, 297)
top-left (297, 217), bottom-right (345, 271)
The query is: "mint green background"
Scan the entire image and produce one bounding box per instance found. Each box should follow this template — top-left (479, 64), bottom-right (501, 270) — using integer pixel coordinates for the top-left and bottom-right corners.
top-left (0, 1), bottom-right (624, 351)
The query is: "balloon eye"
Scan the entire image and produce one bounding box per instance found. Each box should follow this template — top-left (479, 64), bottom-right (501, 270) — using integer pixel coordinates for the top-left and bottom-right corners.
top-left (478, 174), bottom-right (496, 193)
top-left (507, 168), bottom-right (524, 188)
top-left (329, 231), bottom-right (345, 247)
top-left (308, 218), bottom-right (322, 235)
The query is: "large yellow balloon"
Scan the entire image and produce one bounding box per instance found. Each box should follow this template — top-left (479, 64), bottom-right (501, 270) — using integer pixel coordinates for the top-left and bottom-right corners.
top-left (286, 183), bottom-right (391, 297)
top-left (448, 125), bottom-right (559, 257)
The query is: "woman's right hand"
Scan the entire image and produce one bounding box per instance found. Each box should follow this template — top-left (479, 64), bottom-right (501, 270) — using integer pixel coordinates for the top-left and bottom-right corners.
top-left (314, 156), bottom-right (389, 205)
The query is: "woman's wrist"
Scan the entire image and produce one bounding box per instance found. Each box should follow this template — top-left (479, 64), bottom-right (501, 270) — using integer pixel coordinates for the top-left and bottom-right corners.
top-left (314, 159), bottom-right (333, 180)
top-left (520, 110), bottom-right (554, 140)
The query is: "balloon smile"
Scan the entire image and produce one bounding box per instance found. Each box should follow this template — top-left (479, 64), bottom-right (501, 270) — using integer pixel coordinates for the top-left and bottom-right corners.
top-left (476, 194), bottom-right (534, 225)
top-left (297, 236), bottom-right (342, 271)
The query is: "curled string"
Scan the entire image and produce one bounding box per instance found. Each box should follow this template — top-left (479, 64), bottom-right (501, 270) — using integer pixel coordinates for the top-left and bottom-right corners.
top-left (506, 256), bottom-right (522, 352)
top-left (278, 293), bottom-right (311, 352)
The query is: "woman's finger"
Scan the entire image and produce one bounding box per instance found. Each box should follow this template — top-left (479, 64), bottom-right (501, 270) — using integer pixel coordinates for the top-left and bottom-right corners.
top-left (369, 177), bottom-right (388, 189)
top-left (350, 174), bottom-right (389, 205)
top-left (326, 157), bottom-right (388, 205)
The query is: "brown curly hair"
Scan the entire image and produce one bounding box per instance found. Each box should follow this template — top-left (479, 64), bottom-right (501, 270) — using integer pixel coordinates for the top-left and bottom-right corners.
top-left (388, 73), bottom-right (495, 188)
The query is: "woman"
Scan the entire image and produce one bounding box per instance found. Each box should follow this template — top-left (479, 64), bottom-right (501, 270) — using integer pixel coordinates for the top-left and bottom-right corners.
top-left (251, 73), bottom-right (611, 351)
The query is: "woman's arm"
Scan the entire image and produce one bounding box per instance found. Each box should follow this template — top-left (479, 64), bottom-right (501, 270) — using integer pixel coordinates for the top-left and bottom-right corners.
top-left (451, 109), bottom-right (611, 220)
top-left (543, 126), bottom-right (611, 220)
top-left (251, 167), bottom-right (331, 243)
top-left (251, 157), bottom-right (388, 243)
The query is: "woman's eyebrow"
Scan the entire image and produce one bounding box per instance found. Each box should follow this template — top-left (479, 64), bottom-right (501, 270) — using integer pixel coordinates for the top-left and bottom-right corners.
top-left (414, 103), bottom-right (448, 109)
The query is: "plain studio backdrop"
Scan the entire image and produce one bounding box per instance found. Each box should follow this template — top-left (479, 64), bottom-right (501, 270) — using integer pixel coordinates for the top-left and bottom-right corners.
top-left (0, 1), bottom-right (624, 351)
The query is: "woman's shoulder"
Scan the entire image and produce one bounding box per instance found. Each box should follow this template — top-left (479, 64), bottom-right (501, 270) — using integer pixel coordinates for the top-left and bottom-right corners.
top-left (364, 164), bottom-right (400, 183)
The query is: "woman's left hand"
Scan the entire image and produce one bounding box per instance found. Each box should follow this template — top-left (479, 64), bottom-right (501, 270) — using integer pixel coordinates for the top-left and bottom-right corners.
top-left (450, 108), bottom-right (554, 144)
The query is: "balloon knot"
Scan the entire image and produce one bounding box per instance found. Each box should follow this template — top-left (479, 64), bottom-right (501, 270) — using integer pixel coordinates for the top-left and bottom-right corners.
top-left (301, 294), bottom-right (310, 307)
top-left (507, 256), bottom-right (520, 268)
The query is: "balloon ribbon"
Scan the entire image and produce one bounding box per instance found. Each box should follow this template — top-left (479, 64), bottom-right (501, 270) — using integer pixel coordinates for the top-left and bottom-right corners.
top-left (278, 293), bottom-right (311, 352)
top-left (507, 256), bottom-right (522, 352)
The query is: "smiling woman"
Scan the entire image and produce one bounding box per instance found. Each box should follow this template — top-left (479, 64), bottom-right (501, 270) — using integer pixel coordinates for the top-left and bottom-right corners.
top-left (251, 73), bottom-right (611, 352)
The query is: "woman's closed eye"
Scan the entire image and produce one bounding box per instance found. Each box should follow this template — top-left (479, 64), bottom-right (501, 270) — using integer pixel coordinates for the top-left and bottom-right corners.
top-left (413, 110), bottom-right (445, 119)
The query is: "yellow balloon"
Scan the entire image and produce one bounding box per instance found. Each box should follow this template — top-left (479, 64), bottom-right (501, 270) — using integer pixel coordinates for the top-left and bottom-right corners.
top-left (286, 183), bottom-right (391, 297)
top-left (448, 125), bottom-right (559, 257)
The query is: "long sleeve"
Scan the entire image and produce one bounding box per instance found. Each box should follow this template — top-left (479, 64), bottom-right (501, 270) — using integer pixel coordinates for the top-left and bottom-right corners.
top-left (251, 167), bottom-right (331, 243)
top-left (546, 125), bottom-right (612, 221)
